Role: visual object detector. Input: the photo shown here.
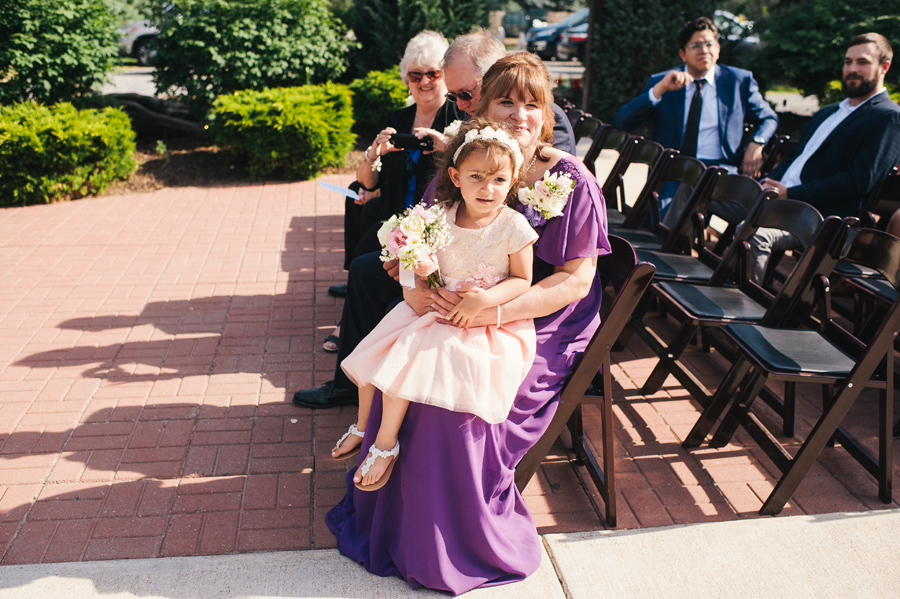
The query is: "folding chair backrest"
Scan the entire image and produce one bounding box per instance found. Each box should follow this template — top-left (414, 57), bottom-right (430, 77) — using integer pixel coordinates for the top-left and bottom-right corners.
top-left (620, 151), bottom-right (707, 229)
top-left (759, 134), bottom-right (791, 177)
top-left (656, 167), bottom-right (729, 254)
top-left (514, 236), bottom-right (656, 493)
top-left (858, 167), bottom-right (900, 229)
top-left (837, 227), bottom-right (900, 291)
top-left (573, 116), bottom-right (603, 145)
top-left (602, 138), bottom-right (664, 212)
top-left (567, 108), bottom-right (588, 130)
top-left (704, 172), bottom-right (765, 228)
top-left (583, 126), bottom-right (630, 176)
top-left (760, 215), bottom-right (847, 328)
top-left (827, 228), bottom-right (900, 386)
top-left (704, 194), bottom-right (812, 286)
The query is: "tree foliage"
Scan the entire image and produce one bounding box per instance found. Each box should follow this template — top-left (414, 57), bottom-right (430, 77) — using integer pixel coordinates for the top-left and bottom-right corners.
top-left (152, 0), bottom-right (354, 118)
top-left (0, 0), bottom-right (120, 105)
top-left (351, 0), bottom-right (489, 76)
top-left (588, 0), bottom-right (717, 122)
top-left (753, 0), bottom-right (900, 101)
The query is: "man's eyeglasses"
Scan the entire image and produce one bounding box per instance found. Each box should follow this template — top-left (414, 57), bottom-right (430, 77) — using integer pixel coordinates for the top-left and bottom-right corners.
top-left (686, 40), bottom-right (718, 51)
top-left (408, 70), bottom-right (442, 83)
top-left (445, 81), bottom-right (481, 104)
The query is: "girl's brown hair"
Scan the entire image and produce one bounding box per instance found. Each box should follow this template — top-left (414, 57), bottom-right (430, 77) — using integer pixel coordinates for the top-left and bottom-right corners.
top-left (435, 117), bottom-right (524, 207)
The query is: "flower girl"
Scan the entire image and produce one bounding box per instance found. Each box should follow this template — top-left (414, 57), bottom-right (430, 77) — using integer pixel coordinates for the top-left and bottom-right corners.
top-left (334, 118), bottom-right (540, 490)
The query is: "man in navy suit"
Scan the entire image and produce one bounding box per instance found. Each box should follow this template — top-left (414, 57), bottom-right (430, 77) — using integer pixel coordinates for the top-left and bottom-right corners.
top-left (754, 33), bottom-right (900, 281)
top-left (615, 17), bottom-right (778, 178)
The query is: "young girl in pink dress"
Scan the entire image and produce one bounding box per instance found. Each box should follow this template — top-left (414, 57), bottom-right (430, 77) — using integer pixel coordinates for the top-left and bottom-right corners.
top-left (334, 118), bottom-right (539, 490)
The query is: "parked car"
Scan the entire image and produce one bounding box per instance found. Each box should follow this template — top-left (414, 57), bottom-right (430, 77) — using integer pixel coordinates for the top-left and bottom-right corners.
top-left (556, 22), bottom-right (589, 62)
top-left (526, 8), bottom-right (589, 60)
top-left (119, 20), bottom-right (159, 66)
top-left (714, 9), bottom-right (760, 66)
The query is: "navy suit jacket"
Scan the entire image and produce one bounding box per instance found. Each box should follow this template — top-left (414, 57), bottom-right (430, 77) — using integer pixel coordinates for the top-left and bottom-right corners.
top-left (767, 91), bottom-right (900, 217)
top-left (614, 64), bottom-right (778, 168)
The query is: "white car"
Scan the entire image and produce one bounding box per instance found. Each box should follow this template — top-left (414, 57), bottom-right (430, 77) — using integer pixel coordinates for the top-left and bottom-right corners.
top-left (119, 20), bottom-right (158, 66)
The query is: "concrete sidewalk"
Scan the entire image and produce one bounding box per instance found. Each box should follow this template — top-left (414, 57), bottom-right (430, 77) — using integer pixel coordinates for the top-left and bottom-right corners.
top-left (2, 509), bottom-right (898, 598)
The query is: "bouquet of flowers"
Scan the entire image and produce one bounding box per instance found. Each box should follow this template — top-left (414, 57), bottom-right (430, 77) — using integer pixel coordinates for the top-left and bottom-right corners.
top-left (517, 171), bottom-right (575, 227)
top-left (377, 204), bottom-right (453, 289)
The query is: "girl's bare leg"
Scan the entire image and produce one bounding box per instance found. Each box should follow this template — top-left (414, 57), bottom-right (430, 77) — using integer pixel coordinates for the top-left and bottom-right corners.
top-left (332, 383), bottom-right (375, 458)
top-left (354, 392), bottom-right (409, 486)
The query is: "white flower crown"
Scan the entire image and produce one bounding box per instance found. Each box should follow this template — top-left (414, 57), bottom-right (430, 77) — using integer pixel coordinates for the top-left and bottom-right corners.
top-left (448, 124), bottom-right (524, 173)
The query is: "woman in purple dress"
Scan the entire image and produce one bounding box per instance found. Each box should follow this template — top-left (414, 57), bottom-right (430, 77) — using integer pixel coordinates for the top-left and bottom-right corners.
top-left (326, 52), bottom-right (611, 595)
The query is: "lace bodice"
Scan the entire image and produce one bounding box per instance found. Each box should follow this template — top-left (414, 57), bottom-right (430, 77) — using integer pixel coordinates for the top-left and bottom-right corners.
top-left (436, 203), bottom-right (538, 291)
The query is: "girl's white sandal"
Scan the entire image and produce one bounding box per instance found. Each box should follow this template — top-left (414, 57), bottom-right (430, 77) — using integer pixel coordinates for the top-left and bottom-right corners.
top-left (332, 423), bottom-right (364, 461)
top-left (354, 440), bottom-right (400, 491)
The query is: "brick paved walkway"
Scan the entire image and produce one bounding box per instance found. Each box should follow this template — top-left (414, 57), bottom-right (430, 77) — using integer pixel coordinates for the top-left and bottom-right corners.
top-left (0, 179), bottom-right (897, 565)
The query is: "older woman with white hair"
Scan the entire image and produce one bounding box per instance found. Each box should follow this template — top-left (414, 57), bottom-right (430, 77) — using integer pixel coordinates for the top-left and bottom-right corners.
top-left (348, 31), bottom-right (464, 265)
top-left (326, 31), bottom-right (464, 352)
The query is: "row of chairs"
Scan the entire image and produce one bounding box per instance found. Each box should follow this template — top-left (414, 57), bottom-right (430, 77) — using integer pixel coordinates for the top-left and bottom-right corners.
top-left (514, 107), bottom-right (900, 524)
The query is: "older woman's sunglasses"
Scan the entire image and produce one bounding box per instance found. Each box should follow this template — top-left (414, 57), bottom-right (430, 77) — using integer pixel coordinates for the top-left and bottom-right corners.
top-left (408, 70), bottom-right (442, 83)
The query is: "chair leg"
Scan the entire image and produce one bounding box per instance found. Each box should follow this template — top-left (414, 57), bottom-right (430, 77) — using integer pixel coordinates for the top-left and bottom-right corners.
top-left (822, 384), bottom-right (835, 448)
top-left (760, 383), bottom-right (866, 515)
top-left (783, 381), bottom-right (795, 438)
top-left (709, 372), bottom-right (769, 448)
top-left (878, 362), bottom-right (893, 503)
top-left (641, 321), bottom-right (699, 396)
top-left (683, 358), bottom-right (752, 448)
top-left (601, 357), bottom-right (616, 527)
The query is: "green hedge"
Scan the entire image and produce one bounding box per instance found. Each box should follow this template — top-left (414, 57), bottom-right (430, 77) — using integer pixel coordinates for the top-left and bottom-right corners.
top-left (0, 102), bottom-right (137, 206)
top-left (349, 67), bottom-right (408, 136)
top-left (209, 84), bottom-right (355, 180)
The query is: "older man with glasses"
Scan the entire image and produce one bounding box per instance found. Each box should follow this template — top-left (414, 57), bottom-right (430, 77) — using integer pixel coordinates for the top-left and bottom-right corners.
top-left (615, 16), bottom-right (777, 188)
top-left (439, 30), bottom-right (576, 154)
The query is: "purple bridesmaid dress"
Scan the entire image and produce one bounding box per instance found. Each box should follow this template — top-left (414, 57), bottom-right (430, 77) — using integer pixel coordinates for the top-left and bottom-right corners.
top-left (326, 157), bottom-right (610, 595)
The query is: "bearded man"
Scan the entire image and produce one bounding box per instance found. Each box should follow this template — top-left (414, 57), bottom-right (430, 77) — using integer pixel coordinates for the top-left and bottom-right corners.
top-left (752, 32), bottom-right (900, 282)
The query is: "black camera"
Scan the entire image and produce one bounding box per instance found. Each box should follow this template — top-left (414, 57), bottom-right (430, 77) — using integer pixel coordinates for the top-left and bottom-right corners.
top-left (389, 133), bottom-right (434, 151)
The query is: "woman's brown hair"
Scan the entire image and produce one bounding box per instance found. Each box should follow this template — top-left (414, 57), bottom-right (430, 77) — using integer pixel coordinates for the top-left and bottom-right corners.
top-left (473, 52), bottom-right (555, 150)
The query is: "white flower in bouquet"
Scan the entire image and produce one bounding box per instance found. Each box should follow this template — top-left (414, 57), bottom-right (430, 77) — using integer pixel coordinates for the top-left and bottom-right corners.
top-left (379, 204), bottom-right (453, 289)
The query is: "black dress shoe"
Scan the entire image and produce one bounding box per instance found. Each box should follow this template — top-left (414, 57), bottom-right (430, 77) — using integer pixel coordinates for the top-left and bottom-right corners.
top-left (292, 381), bottom-right (358, 408)
top-left (328, 284), bottom-right (347, 298)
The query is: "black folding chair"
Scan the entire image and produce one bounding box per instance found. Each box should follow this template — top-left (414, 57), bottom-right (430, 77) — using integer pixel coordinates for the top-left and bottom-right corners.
top-left (682, 226), bottom-right (900, 515)
top-left (573, 116), bottom-right (603, 147)
top-left (617, 171), bottom-right (763, 256)
top-left (618, 151), bottom-right (707, 231)
top-left (602, 138), bottom-right (665, 226)
top-left (637, 203), bottom-right (835, 429)
top-left (583, 126), bottom-right (631, 178)
top-left (515, 236), bottom-right (656, 527)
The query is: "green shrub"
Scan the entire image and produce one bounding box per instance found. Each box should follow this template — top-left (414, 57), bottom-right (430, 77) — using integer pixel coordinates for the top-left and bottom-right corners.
top-left (0, 102), bottom-right (137, 206)
top-left (153, 0), bottom-right (354, 119)
top-left (0, 0), bottom-right (120, 105)
top-left (349, 67), bottom-right (408, 136)
top-left (208, 84), bottom-right (355, 180)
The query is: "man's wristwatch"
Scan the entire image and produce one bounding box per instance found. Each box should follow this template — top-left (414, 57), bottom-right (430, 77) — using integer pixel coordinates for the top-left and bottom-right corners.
top-left (751, 135), bottom-right (766, 146)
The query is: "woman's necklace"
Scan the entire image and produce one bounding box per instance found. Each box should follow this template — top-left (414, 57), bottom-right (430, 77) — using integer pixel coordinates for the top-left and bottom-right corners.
top-left (413, 107), bottom-right (438, 129)
top-left (525, 152), bottom-right (537, 176)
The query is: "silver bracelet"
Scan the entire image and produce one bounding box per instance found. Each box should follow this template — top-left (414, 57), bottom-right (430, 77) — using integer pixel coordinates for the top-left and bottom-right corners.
top-left (363, 146), bottom-right (382, 172)
top-left (496, 304), bottom-right (501, 328)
